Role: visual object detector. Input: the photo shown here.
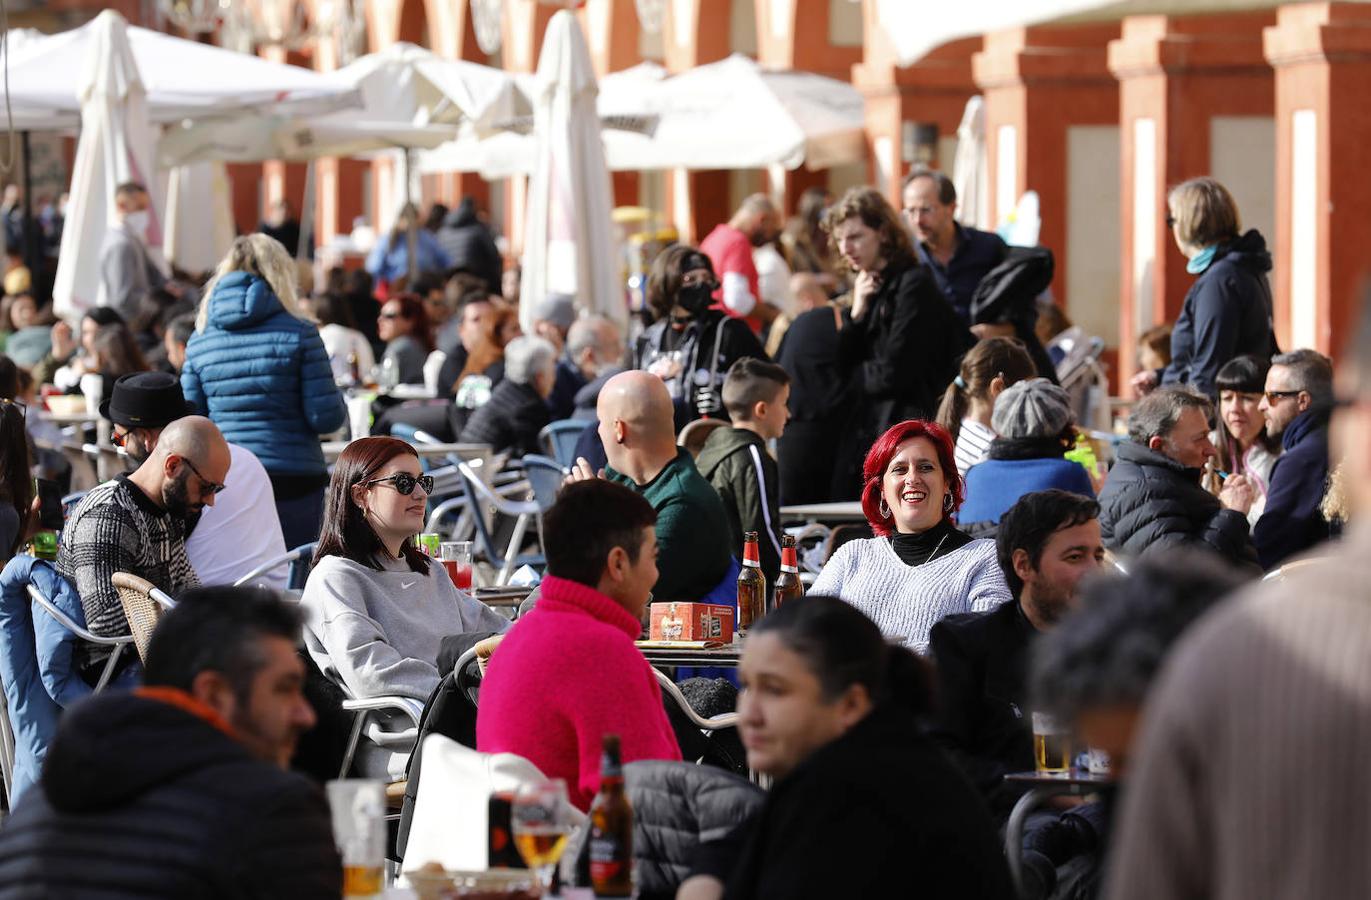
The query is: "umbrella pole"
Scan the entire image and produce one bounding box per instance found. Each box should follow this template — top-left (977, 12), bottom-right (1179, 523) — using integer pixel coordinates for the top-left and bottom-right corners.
top-left (298, 159), bottom-right (316, 262)
top-left (404, 148), bottom-right (418, 284)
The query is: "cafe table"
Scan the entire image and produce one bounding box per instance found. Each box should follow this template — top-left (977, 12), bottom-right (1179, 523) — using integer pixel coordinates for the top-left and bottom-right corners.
top-left (1002, 770), bottom-right (1116, 895)
top-left (635, 641), bottom-right (743, 669)
top-left (779, 501), bottom-right (865, 524)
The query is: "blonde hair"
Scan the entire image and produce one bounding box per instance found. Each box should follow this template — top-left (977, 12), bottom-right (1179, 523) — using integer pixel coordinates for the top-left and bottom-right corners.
top-left (1168, 177), bottom-right (1240, 250)
top-left (197, 234), bottom-right (302, 331)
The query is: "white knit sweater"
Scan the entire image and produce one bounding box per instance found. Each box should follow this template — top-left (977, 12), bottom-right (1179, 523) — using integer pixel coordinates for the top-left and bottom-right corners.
top-left (809, 537), bottom-right (1011, 653)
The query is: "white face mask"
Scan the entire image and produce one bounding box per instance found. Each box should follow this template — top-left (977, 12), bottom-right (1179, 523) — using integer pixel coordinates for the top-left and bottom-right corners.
top-left (124, 209), bottom-right (150, 237)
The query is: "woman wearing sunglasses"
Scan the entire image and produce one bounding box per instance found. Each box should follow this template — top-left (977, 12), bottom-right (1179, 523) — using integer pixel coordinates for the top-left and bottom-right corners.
top-left (301, 436), bottom-right (509, 779)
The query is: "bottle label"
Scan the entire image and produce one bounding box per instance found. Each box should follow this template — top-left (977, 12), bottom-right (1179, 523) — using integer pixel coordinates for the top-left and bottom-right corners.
top-left (589, 833), bottom-right (631, 890)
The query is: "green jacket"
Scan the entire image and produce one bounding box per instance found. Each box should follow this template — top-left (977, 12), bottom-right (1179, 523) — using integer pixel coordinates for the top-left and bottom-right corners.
top-left (696, 427), bottom-right (782, 584)
top-left (606, 448), bottom-right (733, 602)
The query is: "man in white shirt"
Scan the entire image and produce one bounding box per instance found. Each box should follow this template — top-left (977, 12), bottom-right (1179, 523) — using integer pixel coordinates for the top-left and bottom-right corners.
top-left (101, 372), bottom-right (289, 589)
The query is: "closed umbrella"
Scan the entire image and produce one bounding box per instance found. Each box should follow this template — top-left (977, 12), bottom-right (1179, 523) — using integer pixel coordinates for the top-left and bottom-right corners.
top-left (52, 10), bottom-right (163, 317)
top-left (519, 11), bottom-right (622, 332)
top-left (952, 96), bottom-right (990, 230)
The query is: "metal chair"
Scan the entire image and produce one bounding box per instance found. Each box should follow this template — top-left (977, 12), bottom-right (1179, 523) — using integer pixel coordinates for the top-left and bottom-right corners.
top-left (26, 584), bottom-right (135, 693)
top-left (444, 460), bottom-right (544, 585)
top-left (233, 542), bottom-right (318, 591)
top-left (538, 419), bottom-right (590, 469)
top-left (111, 573), bottom-right (176, 663)
top-left (653, 669), bottom-right (739, 731)
top-left (1261, 557), bottom-right (1332, 582)
top-left (521, 454), bottom-right (566, 514)
top-left (339, 692), bottom-right (425, 779)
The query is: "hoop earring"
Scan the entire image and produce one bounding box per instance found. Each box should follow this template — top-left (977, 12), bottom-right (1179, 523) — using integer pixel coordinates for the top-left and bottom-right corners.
top-left (878, 497), bottom-right (891, 518)
top-left (943, 493), bottom-right (954, 512)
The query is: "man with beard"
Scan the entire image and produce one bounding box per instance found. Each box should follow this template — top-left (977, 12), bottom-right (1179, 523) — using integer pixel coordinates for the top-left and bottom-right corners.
top-left (58, 415), bottom-right (228, 676)
top-left (102, 372), bottom-right (288, 588)
top-left (0, 587), bottom-right (341, 897)
top-left (700, 194), bottom-right (782, 334)
top-left (928, 489), bottom-right (1105, 819)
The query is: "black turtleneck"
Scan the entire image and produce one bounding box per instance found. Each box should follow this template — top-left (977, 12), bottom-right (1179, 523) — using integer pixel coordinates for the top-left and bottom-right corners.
top-left (889, 517), bottom-right (973, 567)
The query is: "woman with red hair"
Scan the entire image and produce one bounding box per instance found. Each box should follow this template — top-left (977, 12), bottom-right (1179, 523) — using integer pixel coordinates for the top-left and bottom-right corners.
top-left (809, 419), bottom-right (1010, 653)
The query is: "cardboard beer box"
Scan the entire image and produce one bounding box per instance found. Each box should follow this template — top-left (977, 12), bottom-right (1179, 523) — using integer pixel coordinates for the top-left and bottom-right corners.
top-left (649, 601), bottom-right (735, 643)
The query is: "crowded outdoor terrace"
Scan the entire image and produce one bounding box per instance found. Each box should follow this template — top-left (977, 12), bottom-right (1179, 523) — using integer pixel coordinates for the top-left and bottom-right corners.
top-left (0, 2), bottom-right (1366, 898)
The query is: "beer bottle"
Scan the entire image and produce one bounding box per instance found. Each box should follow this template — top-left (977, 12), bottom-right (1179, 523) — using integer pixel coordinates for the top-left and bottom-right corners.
top-left (346, 348), bottom-right (361, 387)
top-left (773, 534), bottom-right (803, 608)
top-left (588, 734), bottom-right (633, 897)
top-left (736, 531), bottom-right (766, 634)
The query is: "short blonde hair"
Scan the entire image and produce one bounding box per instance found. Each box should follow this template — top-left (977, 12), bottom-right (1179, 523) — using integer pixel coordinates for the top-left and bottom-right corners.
top-left (1168, 177), bottom-right (1240, 249)
top-left (197, 234), bottom-right (302, 331)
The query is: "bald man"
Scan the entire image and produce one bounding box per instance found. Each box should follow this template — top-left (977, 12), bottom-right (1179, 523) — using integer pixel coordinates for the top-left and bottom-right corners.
top-left (570, 371), bottom-right (732, 602)
top-left (700, 193), bottom-right (782, 333)
top-left (59, 416), bottom-right (230, 658)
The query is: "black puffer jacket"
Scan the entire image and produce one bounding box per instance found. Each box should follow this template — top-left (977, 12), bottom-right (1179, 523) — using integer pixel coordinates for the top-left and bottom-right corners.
top-left (1098, 441), bottom-right (1258, 569)
top-left (436, 197), bottom-right (502, 294)
top-left (459, 379), bottom-right (551, 457)
top-left (1161, 229), bottom-right (1278, 399)
top-left (0, 690), bottom-right (341, 898)
top-left (575, 760), bottom-right (764, 900)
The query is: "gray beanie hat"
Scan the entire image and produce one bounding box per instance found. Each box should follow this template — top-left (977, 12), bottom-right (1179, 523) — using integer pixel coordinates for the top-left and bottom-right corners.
top-left (991, 377), bottom-right (1074, 439)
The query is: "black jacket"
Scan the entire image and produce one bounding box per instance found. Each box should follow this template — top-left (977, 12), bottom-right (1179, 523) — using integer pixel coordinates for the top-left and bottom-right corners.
top-left (839, 257), bottom-right (972, 433)
top-left (575, 761), bottom-right (764, 900)
top-left (1161, 230), bottom-right (1278, 398)
top-left (720, 705), bottom-right (1014, 899)
top-left (436, 198), bottom-right (502, 294)
top-left (1098, 441), bottom-right (1259, 569)
top-left (459, 379), bottom-right (551, 458)
top-left (695, 427), bottom-right (783, 583)
top-left (1254, 406), bottom-right (1332, 570)
top-left (634, 311), bottom-right (767, 431)
top-left (547, 355), bottom-right (588, 421)
top-left (928, 599), bottom-right (1037, 819)
top-left (775, 305), bottom-right (859, 504)
top-left (0, 691), bottom-right (341, 898)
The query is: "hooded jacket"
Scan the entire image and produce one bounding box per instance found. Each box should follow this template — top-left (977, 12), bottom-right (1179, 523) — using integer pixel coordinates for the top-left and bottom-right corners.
top-left (1162, 229), bottom-right (1279, 398)
top-left (181, 271), bottom-right (346, 477)
top-left (1098, 441), bottom-right (1259, 570)
top-left (0, 690), bottom-right (342, 898)
top-left (695, 427), bottom-right (782, 583)
top-left (436, 198), bottom-right (502, 294)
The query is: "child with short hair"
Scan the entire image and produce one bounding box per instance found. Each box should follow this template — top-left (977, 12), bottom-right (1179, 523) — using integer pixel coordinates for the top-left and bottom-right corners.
top-left (695, 357), bottom-right (791, 583)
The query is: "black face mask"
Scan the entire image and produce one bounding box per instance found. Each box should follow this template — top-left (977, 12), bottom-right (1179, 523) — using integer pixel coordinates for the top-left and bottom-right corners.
top-left (675, 282), bottom-right (715, 317)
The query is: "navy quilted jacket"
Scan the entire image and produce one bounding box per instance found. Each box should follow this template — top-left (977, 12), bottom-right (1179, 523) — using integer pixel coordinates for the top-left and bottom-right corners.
top-left (181, 272), bottom-right (346, 476)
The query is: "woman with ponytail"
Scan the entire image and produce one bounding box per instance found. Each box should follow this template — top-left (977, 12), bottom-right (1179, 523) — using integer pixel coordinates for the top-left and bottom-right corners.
top-left (936, 336), bottom-right (1036, 478)
top-left (678, 596), bottom-right (1013, 900)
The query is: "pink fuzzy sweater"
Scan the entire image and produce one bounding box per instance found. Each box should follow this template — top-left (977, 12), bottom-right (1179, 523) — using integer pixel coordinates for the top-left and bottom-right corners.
top-left (475, 575), bottom-right (682, 811)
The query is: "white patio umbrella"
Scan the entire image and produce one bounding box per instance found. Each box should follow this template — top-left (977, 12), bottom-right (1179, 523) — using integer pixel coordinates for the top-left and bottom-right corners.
top-left (164, 162), bottom-right (236, 276)
top-left (51, 11), bottom-right (164, 317)
top-left (952, 96), bottom-right (990, 230)
top-left (519, 11), bottom-right (622, 332)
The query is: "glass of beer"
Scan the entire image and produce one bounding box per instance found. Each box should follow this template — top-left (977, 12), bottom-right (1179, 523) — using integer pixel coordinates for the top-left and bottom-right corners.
top-left (1032, 712), bottom-right (1073, 774)
top-left (511, 779), bottom-right (573, 897)
top-left (440, 540), bottom-right (474, 591)
top-left (326, 779), bottom-right (386, 898)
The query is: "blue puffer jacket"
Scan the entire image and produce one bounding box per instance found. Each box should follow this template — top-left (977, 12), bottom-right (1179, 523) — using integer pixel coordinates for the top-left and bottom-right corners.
top-left (181, 272), bottom-right (346, 476)
top-left (0, 556), bottom-right (138, 802)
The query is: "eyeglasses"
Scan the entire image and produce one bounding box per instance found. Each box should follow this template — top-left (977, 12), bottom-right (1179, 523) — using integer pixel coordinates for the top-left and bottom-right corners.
top-left (362, 472), bottom-right (434, 496)
top-left (1264, 390), bottom-right (1303, 405)
top-left (111, 428), bottom-right (128, 448)
top-left (178, 456), bottom-right (227, 495)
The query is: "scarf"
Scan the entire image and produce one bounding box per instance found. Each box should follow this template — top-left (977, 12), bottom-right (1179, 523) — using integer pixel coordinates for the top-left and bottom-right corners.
top-left (1187, 244), bottom-right (1219, 275)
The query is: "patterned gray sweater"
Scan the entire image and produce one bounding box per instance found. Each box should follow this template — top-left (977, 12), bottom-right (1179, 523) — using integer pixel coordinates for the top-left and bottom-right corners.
top-left (56, 475), bottom-right (199, 637)
top-left (809, 537), bottom-right (1010, 653)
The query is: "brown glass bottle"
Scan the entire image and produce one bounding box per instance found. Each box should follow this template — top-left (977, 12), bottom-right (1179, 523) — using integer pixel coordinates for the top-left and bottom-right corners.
top-left (589, 734), bottom-right (634, 897)
top-left (773, 534), bottom-right (803, 608)
top-left (736, 531), bottom-right (766, 634)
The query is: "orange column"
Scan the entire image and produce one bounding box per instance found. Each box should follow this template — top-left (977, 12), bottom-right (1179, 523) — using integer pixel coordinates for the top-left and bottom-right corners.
top-left (855, 0), bottom-right (980, 206)
top-left (1108, 13), bottom-right (1275, 382)
top-left (1263, 3), bottom-right (1371, 358)
top-left (973, 23), bottom-right (1120, 315)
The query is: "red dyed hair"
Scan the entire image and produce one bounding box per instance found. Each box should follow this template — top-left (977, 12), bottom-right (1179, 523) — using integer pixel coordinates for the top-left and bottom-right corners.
top-left (860, 419), bottom-right (963, 537)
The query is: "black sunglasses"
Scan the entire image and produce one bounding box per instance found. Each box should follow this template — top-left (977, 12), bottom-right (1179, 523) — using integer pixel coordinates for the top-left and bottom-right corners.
top-left (179, 456), bottom-right (227, 495)
top-left (362, 472), bottom-right (434, 496)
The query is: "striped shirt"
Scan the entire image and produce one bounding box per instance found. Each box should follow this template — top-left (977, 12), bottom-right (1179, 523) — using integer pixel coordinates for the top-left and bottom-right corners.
top-left (56, 475), bottom-right (199, 638)
top-left (954, 419), bottom-right (996, 478)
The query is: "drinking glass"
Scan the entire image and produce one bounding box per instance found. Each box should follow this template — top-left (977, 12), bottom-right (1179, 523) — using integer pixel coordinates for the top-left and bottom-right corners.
top-left (511, 779), bottom-right (574, 898)
top-left (1032, 712), bottom-right (1073, 774)
top-left (440, 540), bottom-right (474, 591)
top-left (326, 779), bottom-right (386, 898)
